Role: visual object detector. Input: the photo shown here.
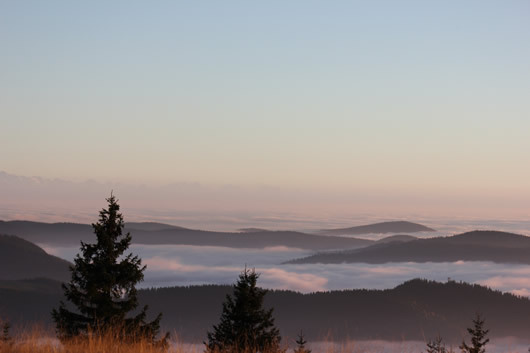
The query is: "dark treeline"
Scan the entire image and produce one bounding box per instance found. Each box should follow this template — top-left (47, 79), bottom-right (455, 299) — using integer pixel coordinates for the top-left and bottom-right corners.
top-left (2, 277), bottom-right (530, 343)
top-left (140, 279), bottom-right (530, 343)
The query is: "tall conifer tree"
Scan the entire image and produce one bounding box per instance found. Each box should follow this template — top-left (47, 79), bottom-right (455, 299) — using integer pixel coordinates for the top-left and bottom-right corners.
top-left (52, 194), bottom-right (167, 344)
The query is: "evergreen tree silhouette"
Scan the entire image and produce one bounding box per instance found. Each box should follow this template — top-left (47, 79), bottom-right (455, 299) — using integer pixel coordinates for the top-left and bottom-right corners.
top-left (205, 267), bottom-right (282, 353)
top-left (1, 321), bottom-right (11, 344)
top-left (52, 194), bottom-right (168, 345)
top-left (294, 330), bottom-right (311, 353)
top-left (426, 334), bottom-right (448, 353)
top-left (459, 313), bottom-right (489, 353)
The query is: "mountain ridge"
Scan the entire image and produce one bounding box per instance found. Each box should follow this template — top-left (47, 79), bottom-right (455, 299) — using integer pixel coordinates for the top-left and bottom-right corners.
top-left (286, 230), bottom-right (530, 264)
top-left (319, 220), bottom-right (435, 236)
top-left (0, 220), bottom-right (374, 250)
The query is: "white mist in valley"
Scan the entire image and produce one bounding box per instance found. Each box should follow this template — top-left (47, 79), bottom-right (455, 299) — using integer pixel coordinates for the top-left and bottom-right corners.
top-left (42, 243), bottom-right (530, 296)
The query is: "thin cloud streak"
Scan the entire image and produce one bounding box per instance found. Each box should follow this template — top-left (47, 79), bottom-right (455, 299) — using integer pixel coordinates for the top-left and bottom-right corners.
top-left (2, 171), bottom-right (530, 231)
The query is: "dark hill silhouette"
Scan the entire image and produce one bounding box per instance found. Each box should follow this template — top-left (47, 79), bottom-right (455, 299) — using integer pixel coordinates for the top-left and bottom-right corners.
top-left (375, 234), bottom-right (418, 244)
top-left (447, 230), bottom-right (530, 247)
top-left (132, 229), bottom-right (374, 250)
top-left (2, 278), bottom-right (530, 343)
top-left (0, 220), bottom-right (91, 245)
top-left (0, 278), bottom-right (66, 324)
top-left (0, 234), bottom-right (70, 281)
top-left (319, 220), bottom-right (435, 235)
top-left (0, 220), bottom-right (374, 250)
top-left (286, 230), bottom-right (530, 264)
top-left (125, 222), bottom-right (188, 232)
top-left (238, 228), bottom-right (270, 233)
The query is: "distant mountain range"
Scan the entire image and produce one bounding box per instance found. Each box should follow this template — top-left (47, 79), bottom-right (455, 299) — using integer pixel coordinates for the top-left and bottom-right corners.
top-left (286, 230), bottom-right (530, 264)
top-left (4, 221), bottom-right (529, 266)
top-left (0, 234), bottom-right (70, 281)
top-left (1, 220), bottom-right (420, 251)
top-left (319, 220), bottom-right (435, 236)
top-left (238, 228), bottom-right (270, 233)
top-left (1, 277), bottom-right (529, 342)
top-left (126, 222), bottom-right (189, 232)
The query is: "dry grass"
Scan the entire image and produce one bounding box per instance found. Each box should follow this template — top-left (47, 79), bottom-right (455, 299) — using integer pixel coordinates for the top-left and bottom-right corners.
top-left (0, 327), bottom-right (200, 353)
top-left (1, 330), bottom-right (528, 353)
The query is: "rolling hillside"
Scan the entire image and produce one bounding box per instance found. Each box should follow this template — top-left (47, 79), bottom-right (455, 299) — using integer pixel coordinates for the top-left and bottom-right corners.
top-left (0, 234), bottom-right (70, 281)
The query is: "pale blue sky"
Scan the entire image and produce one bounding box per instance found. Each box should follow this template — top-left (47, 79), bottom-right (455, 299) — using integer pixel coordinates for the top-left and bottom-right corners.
top-left (1, 1), bottom-right (529, 215)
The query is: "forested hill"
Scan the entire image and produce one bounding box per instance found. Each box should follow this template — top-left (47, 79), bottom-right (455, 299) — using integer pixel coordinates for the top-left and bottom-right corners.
top-left (0, 234), bottom-right (70, 281)
top-left (141, 279), bottom-right (530, 342)
top-left (287, 230), bottom-right (530, 264)
top-left (2, 278), bottom-right (530, 343)
top-left (319, 221), bottom-right (435, 236)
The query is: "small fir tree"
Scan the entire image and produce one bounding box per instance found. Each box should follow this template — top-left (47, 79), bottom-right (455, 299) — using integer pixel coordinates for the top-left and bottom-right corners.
top-left (426, 335), bottom-right (447, 353)
top-left (205, 268), bottom-right (282, 353)
top-left (1, 321), bottom-right (11, 344)
top-left (52, 194), bottom-right (168, 345)
top-left (294, 330), bottom-right (311, 353)
top-left (459, 313), bottom-right (489, 353)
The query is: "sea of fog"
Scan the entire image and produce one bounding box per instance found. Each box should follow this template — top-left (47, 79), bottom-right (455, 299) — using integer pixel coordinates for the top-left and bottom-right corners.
top-left (175, 339), bottom-right (530, 353)
top-left (42, 242), bottom-right (530, 296)
top-left (33, 216), bottom-right (530, 295)
top-left (30, 338), bottom-right (530, 353)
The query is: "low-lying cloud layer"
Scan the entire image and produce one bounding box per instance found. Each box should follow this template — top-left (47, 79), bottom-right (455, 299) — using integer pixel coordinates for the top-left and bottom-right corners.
top-left (178, 338), bottom-right (530, 353)
top-left (43, 243), bottom-right (530, 296)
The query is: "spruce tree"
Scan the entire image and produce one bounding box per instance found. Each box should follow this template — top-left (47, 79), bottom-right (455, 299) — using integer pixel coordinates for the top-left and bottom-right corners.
top-left (426, 335), bottom-right (447, 353)
top-left (294, 330), bottom-right (311, 353)
top-left (1, 321), bottom-right (11, 344)
top-left (52, 194), bottom-right (168, 344)
top-left (459, 313), bottom-right (489, 353)
top-left (205, 268), bottom-right (282, 353)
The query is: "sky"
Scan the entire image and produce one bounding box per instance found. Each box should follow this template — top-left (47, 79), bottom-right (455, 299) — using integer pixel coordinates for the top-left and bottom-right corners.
top-left (1, 1), bottom-right (530, 220)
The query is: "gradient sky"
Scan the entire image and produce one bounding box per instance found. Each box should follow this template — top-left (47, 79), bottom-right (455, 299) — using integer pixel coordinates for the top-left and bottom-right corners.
top-left (1, 1), bottom-right (529, 219)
